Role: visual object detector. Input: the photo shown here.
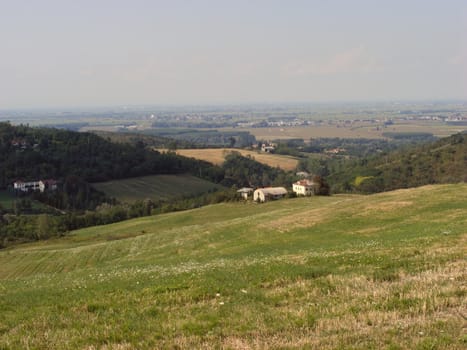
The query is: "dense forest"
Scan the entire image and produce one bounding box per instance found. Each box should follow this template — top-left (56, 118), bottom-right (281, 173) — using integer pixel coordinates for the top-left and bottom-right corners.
top-left (0, 122), bottom-right (223, 188)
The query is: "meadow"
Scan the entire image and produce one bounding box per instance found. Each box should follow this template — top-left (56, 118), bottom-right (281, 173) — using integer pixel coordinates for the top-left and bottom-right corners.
top-left (0, 184), bottom-right (466, 349)
top-left (172, 148), bottom-right (299, 171)
top-left (91, 174), bottom-right (225, 203)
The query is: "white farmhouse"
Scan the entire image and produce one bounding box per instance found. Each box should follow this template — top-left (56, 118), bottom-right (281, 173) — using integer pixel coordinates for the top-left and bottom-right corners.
top-left (253, 187), bottom-right (287, 202)
top-left (13, 181), bottom-right (41, 192)
top-left (14, 179), bottom-right (58, 193)
top-left (292, 179), bottom-right (315, 196)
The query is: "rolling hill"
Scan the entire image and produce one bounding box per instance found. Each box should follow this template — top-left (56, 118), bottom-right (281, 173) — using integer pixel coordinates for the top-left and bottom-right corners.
top-left (0, 184), bottom-right (465, 349)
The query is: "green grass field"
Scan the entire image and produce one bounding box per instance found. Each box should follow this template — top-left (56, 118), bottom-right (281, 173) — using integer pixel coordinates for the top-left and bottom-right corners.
top-left (0, 184), bottom-right (466, 349)
top-left (0, 190), bottom-right (52, 212)
top-left (91, 174), bottom-right (225, 203)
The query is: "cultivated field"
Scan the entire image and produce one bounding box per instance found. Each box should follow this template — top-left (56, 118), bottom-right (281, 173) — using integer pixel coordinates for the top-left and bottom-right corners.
top-left (173, 148), bottom-right (299, 171)
top-left (223, 120), bottom-right (465, 141)
top-left (0, 184), bottom-right (466, 349)
top-left (92, 174), bottom-right (224, 203)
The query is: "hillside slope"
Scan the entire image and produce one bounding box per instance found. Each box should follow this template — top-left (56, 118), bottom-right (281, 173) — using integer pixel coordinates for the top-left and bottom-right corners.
top-left (0, 184), bottom-right (466, 349)
top-left (328, 133), bottom-right (467, 192)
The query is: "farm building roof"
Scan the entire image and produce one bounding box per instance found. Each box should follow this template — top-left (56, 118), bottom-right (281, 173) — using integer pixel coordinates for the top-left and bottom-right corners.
top-left (255, 187), bottom-right (287, 195)
top-left (237, 187), bottom-right (254, 193)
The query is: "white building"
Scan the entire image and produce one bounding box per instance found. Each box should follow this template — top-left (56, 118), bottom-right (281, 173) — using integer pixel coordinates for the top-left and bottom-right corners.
top-left (292, 179), bottom-right (315, 196)
top-left (237, 187), bottom-right (254, 200)
top-left (253, 187), bottom-right (287, 202)
top-left (14, 179), bottom-right (58, 193)
top-left (14, 181), bottom-right (41, 192)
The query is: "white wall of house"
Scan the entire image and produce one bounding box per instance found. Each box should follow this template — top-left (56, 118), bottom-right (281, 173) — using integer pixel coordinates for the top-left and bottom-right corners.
top-left (292, 181), bottom-right (314, 196)
top-left (254, 187), bottom-right (287, 202)
top-left (14, 180), bottom-right (57, 193)
top-left (14, 181), bottom-right (41, 192)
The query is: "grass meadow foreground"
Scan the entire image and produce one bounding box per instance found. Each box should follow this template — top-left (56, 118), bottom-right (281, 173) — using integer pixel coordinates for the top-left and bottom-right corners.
top-left (0, 184), bottom-right (466, 349)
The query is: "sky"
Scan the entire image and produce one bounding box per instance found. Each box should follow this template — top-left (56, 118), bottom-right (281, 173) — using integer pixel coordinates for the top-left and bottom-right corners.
top-left (0, 0), bottom-right (466, 109)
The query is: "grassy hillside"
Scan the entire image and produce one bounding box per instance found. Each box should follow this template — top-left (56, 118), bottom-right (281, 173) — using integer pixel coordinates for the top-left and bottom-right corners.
top-left (91, 174), bottom-right (225, 203)
top-left (171, 148), bottom-right (299, 171)
top-left (0, 184), bottom-right (466, 349)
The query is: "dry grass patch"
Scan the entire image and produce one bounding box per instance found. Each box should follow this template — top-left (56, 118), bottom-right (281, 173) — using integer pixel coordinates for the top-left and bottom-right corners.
top-left (172, 148), bottom-right (299, 171)
top-left (258, 207), bottom-right (331, 232)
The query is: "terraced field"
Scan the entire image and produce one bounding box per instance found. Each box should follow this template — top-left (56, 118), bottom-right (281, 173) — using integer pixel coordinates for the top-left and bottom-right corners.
top-left (0, 184), bottom-right (466, 349)
top-left (91, 174), bottom-right (225, 203)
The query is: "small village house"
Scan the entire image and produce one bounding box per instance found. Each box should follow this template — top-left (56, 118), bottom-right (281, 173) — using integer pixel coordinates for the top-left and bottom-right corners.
top-left (14, 181), bottom-right (41, 192)
top-left (253, 187), bottom-right (287, 202)
top-left (14, 179), bottom-right (58, 193)
top-left (292, 179), bottom-right (315, 196)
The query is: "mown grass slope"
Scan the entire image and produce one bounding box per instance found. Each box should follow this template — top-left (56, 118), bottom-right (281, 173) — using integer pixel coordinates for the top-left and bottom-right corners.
top-left (91, 174), bottom-right (224, 203)
top-left (0, 184), bottom-right (466, 349)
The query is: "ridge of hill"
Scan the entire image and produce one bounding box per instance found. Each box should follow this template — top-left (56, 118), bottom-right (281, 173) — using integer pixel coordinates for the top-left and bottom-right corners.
top-left (0, 184), bottom-right (465, 349)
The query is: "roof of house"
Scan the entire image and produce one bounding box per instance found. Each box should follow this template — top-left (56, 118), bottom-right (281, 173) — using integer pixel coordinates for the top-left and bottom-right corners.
top-left (255, 187), bottom-right (288, 195)
top-left (237, 187), bottom-right (254, 193)
top-left (294, 179), bottom-right (315, 187)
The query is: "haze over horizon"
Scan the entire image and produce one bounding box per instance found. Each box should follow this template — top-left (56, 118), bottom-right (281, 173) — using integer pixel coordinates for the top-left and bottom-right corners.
top-left (1, 0), bottom-right (466, 109)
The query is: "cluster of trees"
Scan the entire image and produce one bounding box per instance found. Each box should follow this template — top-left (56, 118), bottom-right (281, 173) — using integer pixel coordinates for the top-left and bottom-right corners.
top-left (142, 129), bottom-right (256, 148)
top-left (221, 152), bottom-right (296, 188)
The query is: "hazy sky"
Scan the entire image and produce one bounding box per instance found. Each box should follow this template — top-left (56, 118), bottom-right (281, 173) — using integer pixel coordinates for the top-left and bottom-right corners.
top-left (1, 0), bottom-right (466, 108)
